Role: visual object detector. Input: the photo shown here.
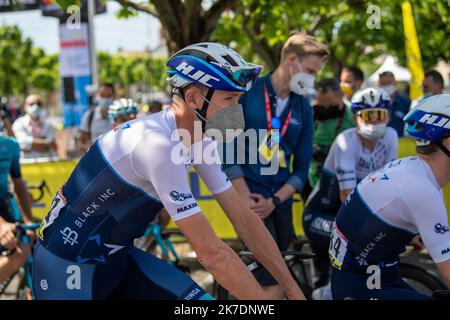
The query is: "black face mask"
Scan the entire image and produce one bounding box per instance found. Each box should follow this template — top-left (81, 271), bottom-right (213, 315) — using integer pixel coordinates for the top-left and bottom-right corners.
top-left (313, 104), bottom-right (343, 121)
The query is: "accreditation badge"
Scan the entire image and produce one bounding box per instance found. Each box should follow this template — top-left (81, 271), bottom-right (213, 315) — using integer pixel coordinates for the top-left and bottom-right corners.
top-left (258, 129), bottom-right (287, 168)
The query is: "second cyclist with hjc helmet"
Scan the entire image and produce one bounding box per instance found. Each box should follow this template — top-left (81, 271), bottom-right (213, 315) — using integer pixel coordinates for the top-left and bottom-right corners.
top-left (302, 88), bottom-right (398, 296)
top-left (330, 94), bottom-right (450, 300)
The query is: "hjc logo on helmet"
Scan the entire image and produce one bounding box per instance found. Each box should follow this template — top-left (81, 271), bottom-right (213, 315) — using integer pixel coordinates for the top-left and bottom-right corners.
top-left (419, 114), bottom-right (450, 129)
top-left (175, 61), bottom-right (220, 88)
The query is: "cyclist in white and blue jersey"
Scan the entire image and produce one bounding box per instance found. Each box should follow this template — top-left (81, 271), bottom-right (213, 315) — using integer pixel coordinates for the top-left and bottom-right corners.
top-left (302, 88), bottom-right (398, 290)
top-left (330, 94), bottom-right (450, 300)
top-left (32, 43), bottom-right (305, 300)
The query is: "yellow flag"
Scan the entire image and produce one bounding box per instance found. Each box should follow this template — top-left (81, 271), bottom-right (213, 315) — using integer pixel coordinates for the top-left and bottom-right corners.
top-left (402, 1), bottom-right (424, 100)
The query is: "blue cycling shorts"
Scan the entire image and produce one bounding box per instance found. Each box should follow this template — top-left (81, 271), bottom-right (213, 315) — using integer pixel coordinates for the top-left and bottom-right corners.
top-left (32, 242), bottom-right (213, 300)
top-left (331, 267), bottom-right (434, 300)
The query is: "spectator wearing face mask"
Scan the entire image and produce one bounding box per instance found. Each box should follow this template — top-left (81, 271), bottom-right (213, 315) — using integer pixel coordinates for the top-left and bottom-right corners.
top-left (340, 66), bottom-right (364, 103)
top-left (410, 70), bottom-right (445, 110)
top-left (301, 78), bottom-right (355, 200)
top-left (12, 94), bottom-right (56, 159)
top-left (378, 71), bottom-right (411, 137)
top-left (78, 83), bottom-right (116, 152)
top-left (222, 32), bottom-right (329, 299)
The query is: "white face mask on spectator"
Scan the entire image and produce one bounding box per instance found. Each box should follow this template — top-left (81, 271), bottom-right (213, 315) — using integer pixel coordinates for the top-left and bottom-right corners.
top-left (289, 58), bottom-right (315, 96)
top-left (380, 85), bottom-right (396, 96)
top-left (26, 104), bottom-right (41, 119)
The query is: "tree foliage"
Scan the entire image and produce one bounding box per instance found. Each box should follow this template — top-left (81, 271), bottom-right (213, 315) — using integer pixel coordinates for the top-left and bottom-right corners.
top-left (0, 25), bottom-right (59, 97)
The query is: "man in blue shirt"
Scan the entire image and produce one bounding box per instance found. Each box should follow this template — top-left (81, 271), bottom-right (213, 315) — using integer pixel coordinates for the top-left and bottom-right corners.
top-left (222, 33), bottom-right (329, 298)
top-left (378, 71), bottom-right (411, 137)
top-left (0, 119), bottom-right (33, 283)
top-left (0, 121), bottom-right (33, 224)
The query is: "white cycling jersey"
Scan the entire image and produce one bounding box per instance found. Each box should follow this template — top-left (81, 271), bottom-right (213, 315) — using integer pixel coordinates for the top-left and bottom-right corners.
top-left (98, 107), bottom-right (232, 221)
top-left (323, 127), bottom-right (398, 191)
top-left (331, 156), bottom-right (450, 273)
top-left (37, 107), bottom-right (232, 262)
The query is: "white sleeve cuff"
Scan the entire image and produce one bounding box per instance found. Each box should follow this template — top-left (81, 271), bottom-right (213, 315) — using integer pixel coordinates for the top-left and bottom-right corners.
top-left (210, 180), bottom-right (232, 195)
top-left (171, 205), bottom-right (202, 222)
top-left (428, 240), bottom-right (450, 263)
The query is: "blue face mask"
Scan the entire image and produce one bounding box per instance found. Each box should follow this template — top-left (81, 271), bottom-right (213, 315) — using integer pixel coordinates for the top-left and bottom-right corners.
top-left (96, 98), bottom-right (114, 107)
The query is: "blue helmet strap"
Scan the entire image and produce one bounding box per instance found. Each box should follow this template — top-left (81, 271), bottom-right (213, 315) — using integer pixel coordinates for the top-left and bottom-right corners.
top-left (435, 140), bottom-right (450, 158)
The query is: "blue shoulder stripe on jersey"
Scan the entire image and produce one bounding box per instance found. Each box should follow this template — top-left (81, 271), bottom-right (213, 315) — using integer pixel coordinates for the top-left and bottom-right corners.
top-left (174, 54), bottom-right (246, 91)
top-left (96, 141), bottom-right (162, 204)
top-left (355, 186), bottom-right (417, 236)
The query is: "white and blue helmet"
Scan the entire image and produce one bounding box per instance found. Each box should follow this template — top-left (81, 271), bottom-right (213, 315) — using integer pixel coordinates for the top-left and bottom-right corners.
top-left (108, 98), bottom-right (138, 121)
top-left (166, 42), bottom-right (263, 92)
top-left (404, 94), bottom-right (450, 146)
top-left (351, 87), bottom-right (391, 112)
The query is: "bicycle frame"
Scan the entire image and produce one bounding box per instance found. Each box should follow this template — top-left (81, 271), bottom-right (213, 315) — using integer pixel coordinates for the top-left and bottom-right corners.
top-left (144, 224), bottom-right (182, 264)
top-left (18, 223), bottom-right (40, 299)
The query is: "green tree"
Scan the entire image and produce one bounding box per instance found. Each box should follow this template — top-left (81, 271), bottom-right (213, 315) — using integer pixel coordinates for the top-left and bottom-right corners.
top-left (97, 51), bottom-right (168, 94)
top-left (0, 25), bottom-right (59, 97)
top-left (212, 0), bottom-right (450, 77)
top-left (113, 0), bottom-right (238, 54)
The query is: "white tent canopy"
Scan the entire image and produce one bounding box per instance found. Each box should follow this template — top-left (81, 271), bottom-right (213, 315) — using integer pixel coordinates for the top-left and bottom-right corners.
top-left (368, 55), bottom-right (411, 84)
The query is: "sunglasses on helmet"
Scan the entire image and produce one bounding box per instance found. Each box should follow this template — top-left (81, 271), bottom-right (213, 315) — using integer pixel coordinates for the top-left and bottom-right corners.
top-left (357, 108), bottom-right (388, 121)
top-left (211, 62), bottom-right (263, 87)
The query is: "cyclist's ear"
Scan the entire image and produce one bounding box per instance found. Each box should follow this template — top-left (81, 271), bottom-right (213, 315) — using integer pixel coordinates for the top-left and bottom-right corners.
top-left (442, 135), bottom-right (450, 151)
top-left (183, 86), bottom-right (201, 110)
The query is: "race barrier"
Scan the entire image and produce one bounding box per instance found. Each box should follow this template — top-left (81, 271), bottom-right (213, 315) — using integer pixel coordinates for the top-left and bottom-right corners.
top-left (21, 138), bottom-right (450, 239)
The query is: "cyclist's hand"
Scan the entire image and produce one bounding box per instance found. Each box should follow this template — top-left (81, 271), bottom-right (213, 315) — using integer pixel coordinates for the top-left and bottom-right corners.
top-left (25, 229), bottom-right (37, 245)
top-left (12, 242), bottom-right (32, 268)
top-left (409, 235), bottom-right (425, 251)
top-left (0, 222), bottom-right (18, 251)
top-left (249, 193), bottom-right (275, 219)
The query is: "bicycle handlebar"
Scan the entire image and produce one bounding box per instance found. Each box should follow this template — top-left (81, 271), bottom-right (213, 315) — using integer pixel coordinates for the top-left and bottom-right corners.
top-left (0, 222), bottom-right (40, 256)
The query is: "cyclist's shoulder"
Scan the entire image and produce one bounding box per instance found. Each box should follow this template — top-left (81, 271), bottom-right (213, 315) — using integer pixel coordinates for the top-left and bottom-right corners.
top-left (383, 126), bottom-right (398, 141)
top-left (368, 157), bottom-right (438, 197)
top-left (0, 135), bottom-right (20, 152)
top-left (333, 127), bottom-right (359, 148)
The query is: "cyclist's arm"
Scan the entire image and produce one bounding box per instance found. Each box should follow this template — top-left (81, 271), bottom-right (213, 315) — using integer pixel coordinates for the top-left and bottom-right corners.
top-left (229, 177), bottom-right (255, 208)
top-left (340, 189), bottom-right (353, 202)
top-left (176, 212), bottom-right (269, 300)
top-left (215, 187), bottom-right (305, 300)
top-left (403, 185), bottom-right (450, 286)
top-left (132, 135), bottom-right (268, 299)
top-left (334, 132), bottom-right (357, 202)
top-left (0, 243), bottom-right (31, 283)
top-left (12, 179), bottom-right (33, 224)
top-left (195, 142), bottom-right (305, 299)
top-left (3, 117), bottom-right (15, 138)
top-left (436, 260), bottom-right (450, 287)
top-left (10, 142), bottom-right (32, 223)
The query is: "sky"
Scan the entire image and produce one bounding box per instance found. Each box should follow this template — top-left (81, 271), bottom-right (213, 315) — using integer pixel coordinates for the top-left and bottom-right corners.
top-left (0, 1), bottom-right (162, 54)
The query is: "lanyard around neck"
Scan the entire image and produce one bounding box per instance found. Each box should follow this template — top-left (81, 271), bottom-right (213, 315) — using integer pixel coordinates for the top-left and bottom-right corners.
top-left (264, 83), bottom-right (292, 138)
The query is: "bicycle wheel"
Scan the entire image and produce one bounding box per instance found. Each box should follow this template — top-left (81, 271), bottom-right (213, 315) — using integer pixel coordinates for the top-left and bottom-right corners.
top-left (400, 262), bottom-right (448, 295)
